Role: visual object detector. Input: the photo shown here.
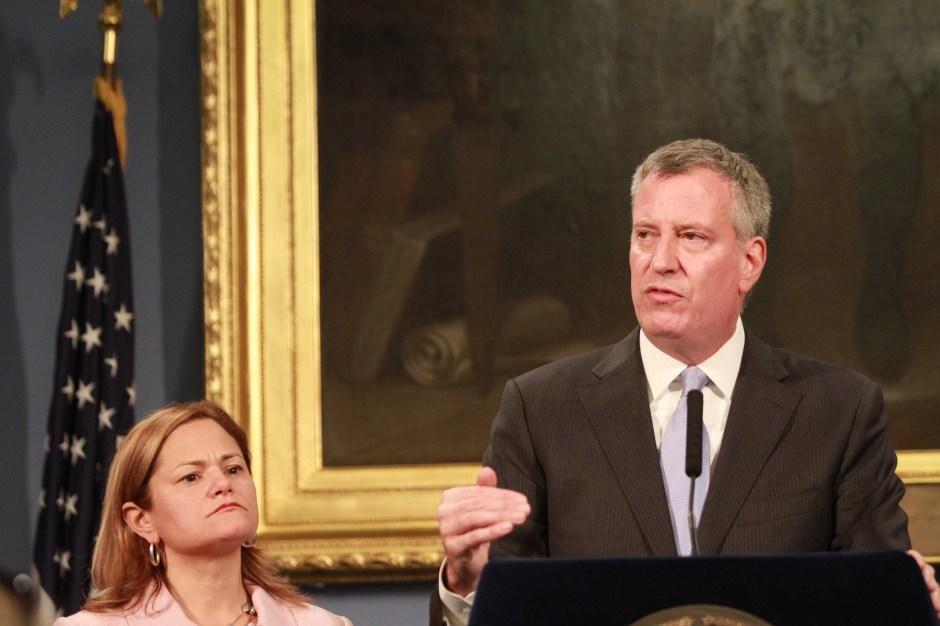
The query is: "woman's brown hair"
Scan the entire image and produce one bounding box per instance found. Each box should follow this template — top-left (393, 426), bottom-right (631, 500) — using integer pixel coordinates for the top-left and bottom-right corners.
top-left (82, 400), bottom-right (307, 612)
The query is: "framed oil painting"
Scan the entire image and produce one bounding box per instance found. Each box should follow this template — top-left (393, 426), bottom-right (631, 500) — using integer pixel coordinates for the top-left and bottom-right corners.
top-left (201, 0), bottom-right (940, 581)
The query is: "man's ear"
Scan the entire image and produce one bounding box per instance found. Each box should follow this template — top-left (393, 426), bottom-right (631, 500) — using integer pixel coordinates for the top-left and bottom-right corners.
top-left (739, 236), bottom-right (767, 293)
top-left (123, 502), bottom-right (157, 542)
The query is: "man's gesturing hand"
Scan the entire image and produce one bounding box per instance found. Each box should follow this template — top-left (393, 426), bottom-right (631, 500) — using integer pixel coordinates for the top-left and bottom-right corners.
top-left (437, 466), bottom-right (531, 597)
top-left (908, 549), bottom-right (940, 619)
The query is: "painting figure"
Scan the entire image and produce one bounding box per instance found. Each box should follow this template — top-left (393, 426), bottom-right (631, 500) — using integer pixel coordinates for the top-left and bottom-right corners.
top-left (712, 0), bottom-right (940, 381)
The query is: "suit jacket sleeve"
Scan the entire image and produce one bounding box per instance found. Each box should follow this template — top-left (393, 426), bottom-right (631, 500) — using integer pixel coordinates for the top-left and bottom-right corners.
top-left (484, 378), bottom-right (551, 559)
top-left (831, 378), bottom-right (910, 551)
top-left (428, 373), bottom-right (559, 626)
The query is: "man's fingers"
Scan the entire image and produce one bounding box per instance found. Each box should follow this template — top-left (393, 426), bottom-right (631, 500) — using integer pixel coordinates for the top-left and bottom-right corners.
top-left (441, 483), bottom-right (528, 506)
top-left (908, 549), bottom-right (927, 567)
top-left (438, 501), bottom-right (528, 534)
top-left (908, 550), bottom-right (937, 587)
top-left (438, 481), bottom-right (530, 537)
top-left (438, 494), bottom-right (530, 537)
top-left (440, 485), bottom-right (529, 515)
top-left (442, 520), bottom-right (515, 560)
top-left (920, 563), bottom-right (938, 592)
top-left (908, 549), bottom-right (940, 616)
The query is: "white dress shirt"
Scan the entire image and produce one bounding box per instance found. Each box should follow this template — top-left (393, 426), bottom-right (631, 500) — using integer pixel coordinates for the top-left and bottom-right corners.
top-left (640, 317), bottom-right (745, 465)
top-left (440, 319), bottom-right (747, 625)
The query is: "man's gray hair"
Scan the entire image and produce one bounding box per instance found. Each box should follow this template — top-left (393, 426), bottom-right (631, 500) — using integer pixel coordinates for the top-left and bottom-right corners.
top-left (630, 138), bottom-right (772, 241)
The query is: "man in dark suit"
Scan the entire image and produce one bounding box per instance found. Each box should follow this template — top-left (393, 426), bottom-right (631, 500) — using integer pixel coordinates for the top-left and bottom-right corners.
top-left (433, 139), bottom-right (940, 625)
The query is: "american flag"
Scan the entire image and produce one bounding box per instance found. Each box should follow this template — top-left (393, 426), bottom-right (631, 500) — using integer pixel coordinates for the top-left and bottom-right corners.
top-left (32, 97), bottom-right (135, 618)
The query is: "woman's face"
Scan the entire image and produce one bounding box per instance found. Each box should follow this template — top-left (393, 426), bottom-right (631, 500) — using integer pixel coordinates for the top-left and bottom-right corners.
top-left (133, 418), bottom-right (259, 558)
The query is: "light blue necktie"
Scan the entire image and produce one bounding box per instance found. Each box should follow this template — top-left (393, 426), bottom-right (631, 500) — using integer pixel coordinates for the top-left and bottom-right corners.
top-left (660, 366), bottom-right (710, 556)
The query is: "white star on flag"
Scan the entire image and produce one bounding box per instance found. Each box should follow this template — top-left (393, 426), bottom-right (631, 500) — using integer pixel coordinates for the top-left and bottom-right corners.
top-left (74, 205), bottom-right (92, 233)
top-left (54, 550), bottom-right (71, 577)
top-left (69, 437), bottom-right (87, 466)
top-left (93, 217), bottom-right (107, 232)
top-left (61, 376), bottom-right (75, 401)
top-left (81, 323), bottom-right (103, 351)
top-left (56, 490), bottom-right (65, 511)
top-left (104, 355), bottom-right (118, 377)
top-left (114, 304), bottom-right (133, 332)
top-left (63, 494), bottom-right (79, 522)
top-left (127, 385), bottom-right (136, 407)
top-left (98, 403), bottom-right (116, 431)
top-left (85, 267), bottom-right (110, 298)
top-left (66, 262), bottom-right (85, 292)
top-left (75, 379), bottom-right (95, 409)
top-left (64, 319), bottom-right (80, 349)
top-left (104, 229), bottom-right (120, 255)
top-left (38, 488), bottom-right (46, 509)
top-left (59, 435), bottom-right (70, 458)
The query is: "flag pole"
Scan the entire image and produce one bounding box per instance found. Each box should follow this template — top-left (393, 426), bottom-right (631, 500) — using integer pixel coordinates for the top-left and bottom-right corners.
top-left (58, 0), bottom-right (162, 169)
top-left (59, 0), bottom-right (164, 86)
top-left (97, 1), bottom-right (121, 87)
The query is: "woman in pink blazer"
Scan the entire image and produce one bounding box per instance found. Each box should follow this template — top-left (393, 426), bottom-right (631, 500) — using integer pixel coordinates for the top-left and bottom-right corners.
top-left (54, 401), bottom-right (351, 626)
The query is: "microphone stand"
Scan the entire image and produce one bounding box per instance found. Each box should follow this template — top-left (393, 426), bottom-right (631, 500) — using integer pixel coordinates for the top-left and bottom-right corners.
top-left (688, 480), bottom-right (700, 556)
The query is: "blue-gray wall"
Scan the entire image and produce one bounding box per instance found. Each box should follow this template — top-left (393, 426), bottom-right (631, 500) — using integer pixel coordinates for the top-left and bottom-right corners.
top-left (1, 2), bottom-right (428, 623)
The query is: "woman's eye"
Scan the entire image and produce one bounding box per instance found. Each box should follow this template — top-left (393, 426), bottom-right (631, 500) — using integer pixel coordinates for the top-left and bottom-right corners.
top-left (227, 465), bottom-right (242, 475)
top-left (183, 473), bottom-right (198, 482)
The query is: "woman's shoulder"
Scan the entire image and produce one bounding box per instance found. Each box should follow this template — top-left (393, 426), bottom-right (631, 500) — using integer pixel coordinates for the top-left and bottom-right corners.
top-left (53, 611), bottom-right (128, 625)
top-left (250, 587), bottom-right (352, 626)
top-left (291, 601), bottom-right (354, 625)
top-left (55, 596), bottom-right (353, 626)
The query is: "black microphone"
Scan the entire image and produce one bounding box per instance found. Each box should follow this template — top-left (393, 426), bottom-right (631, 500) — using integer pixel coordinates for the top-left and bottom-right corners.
top-left (685, 389), bottom-right (704, 555)
top-left (685, 390), bottom-right (704, 478)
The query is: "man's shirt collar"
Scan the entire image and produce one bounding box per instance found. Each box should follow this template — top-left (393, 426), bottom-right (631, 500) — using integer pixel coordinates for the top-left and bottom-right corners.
top-left (639, 317), bottom-right (745, 401)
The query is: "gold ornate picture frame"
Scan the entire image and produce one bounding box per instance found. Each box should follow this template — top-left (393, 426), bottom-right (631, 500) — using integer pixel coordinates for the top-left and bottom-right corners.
top-left (201, 0), bottom-right (940, 582)
top-left (200, 1), bottom-right (477, 582)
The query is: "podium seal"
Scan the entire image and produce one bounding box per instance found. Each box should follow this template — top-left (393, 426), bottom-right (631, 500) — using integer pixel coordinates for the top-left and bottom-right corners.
top-left (631, 604), bottom-right (774, 626)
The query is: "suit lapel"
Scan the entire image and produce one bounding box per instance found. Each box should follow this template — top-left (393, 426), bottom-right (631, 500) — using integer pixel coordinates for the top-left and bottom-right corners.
top-left (699, 335), bottom-right (802, 554)
top-left (577, 330), bottom-right (678, 556)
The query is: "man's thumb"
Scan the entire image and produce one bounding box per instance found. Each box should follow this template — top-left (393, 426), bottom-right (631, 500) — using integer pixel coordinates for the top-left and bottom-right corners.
top-left (476, 466), bottom-right (498, 488)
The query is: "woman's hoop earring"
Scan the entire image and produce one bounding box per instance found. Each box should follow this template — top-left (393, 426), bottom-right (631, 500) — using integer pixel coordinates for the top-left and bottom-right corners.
top-left (148, 542), bottom-right (162, 567)
top-left (242, 533), bottom-right (257, 548)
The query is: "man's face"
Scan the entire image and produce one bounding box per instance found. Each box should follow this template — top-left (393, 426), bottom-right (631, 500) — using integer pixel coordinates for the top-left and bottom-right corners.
top-left (629, 167), bottom-right (765, 363)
